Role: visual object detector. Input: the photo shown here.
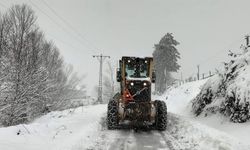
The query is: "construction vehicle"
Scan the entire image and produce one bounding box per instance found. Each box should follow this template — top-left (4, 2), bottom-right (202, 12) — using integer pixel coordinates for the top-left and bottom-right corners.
top-left (107, 56), bottom-right (167, 130)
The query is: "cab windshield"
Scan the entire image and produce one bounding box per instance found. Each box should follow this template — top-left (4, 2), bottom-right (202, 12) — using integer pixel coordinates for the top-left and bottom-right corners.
top-left (125, 59), bottom-right (149, 78)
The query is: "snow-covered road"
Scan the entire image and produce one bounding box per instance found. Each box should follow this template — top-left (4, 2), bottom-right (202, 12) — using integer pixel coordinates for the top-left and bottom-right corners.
top-left (1, 80), bottom-right (250, 150)
top-left (88, 114), bottom-right (184, 150)
top-left (99, 130), bottom-right (181, 150)
top-left (88, 111), bottom-right (250, 150)
top-left (0, 104), bottom-right (249, 150)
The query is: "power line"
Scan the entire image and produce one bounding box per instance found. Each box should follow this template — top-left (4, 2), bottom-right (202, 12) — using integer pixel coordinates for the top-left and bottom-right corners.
top-left (28, 0), bottom-right (97, 53)
top-left (46, 33), bottom-right (83, 51)
top-left (40, 0), bottom-right (100, 51)
top-left (0, 2), bottom-right (7, 8)
top-left (183, 36), bottom-right (243, 78)
top-left (38, 0), bottom-right (112, 100)
top-left (1, 0), bottom-right (9, 3)
top-left (198, 37), bottom-right (243, 66)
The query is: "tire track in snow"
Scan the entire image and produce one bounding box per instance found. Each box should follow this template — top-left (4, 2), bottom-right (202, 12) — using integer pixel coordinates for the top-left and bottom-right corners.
top-left (88, 113), bottom-right (189, 150)
top-left (159, 131), bottom-right (185, 150)
top-left (108, 130), bottom-right (171, 150)
top-left (108, 130), bottom-right (134, 150)
top-left (91, 114), bottom-right (172, 150)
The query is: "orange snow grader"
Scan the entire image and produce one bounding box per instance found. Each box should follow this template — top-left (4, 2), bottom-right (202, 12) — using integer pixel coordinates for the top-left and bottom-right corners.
top-left (107, 56), bottom-right (167, 130)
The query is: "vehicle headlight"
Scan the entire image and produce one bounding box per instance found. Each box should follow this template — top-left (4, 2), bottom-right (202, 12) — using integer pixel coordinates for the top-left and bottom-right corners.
top-left (130, 82), bottom-right (134, 86)
top-left (143, 82), bottom-right (147, 86)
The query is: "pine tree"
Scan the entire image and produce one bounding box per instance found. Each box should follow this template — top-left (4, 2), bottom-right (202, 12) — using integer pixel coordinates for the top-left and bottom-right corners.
top-left (153, 33), bottom-right (180, 94)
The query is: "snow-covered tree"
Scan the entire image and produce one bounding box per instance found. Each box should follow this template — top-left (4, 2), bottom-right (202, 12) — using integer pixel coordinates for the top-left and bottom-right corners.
top-left (153, 33), bottom-right (180, 94)
top-left (192, 48), bottom-right (250, 123)
top-left (102, 61), bottom-right (117, 103)
top-left (0, 4), bottom-right (86, 126)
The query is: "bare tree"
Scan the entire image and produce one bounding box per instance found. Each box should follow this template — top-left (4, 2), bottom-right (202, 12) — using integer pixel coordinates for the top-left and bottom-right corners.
top-left (103, 61), bottom-right (118, 103)
top-left (0, 4), bottom-right (87, 126)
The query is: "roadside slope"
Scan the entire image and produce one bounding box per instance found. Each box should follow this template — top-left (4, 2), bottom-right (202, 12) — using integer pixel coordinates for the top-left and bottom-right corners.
top-left (154, 79), bottom-right (208, 115)
top-left (158, 79), bottom-right (250, 146)
top-left (0, 105), bottom-right (106, 150)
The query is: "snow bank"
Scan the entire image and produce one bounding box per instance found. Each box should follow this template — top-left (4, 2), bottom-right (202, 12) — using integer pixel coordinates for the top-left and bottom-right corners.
top-left (159, 75), bottom-right (250, 146)
top-left (192, 50), bottom-right (250, 122)
top-left (0, 104), bottom-right (106, 150)
top-left (153, 79), bottom-right (208, 115)
top-left (193, 114), bottom-right (250, 145)
top-left (168, 113), bottom-right (250, 150)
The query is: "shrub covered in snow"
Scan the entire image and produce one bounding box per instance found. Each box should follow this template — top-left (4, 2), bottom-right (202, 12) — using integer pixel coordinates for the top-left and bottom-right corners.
top-left (192, 50), bottom-right (250, 123)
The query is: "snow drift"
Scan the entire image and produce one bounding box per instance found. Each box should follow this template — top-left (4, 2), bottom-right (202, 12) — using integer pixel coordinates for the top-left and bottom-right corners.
top-left (154, 79), bottom-right (208, 115)
top-left (0, 105), bottom-right (107, 150)
top-left (192, 50), bottom-right (250, 122)
top-left (154, 79), bottom-right (250, 149)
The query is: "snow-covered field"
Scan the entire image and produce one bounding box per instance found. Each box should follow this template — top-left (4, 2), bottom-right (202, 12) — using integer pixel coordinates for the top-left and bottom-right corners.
top-left (0, 105), bottom-right (107, 150)
top-left (1, 79), bottom-right (250, 150)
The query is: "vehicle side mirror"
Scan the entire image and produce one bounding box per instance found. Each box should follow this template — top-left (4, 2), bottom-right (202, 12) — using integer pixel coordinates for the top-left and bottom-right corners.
top-left (116, 69), bottom-right (121, 82)
top-left (152, 71), bottom-right (156, 83)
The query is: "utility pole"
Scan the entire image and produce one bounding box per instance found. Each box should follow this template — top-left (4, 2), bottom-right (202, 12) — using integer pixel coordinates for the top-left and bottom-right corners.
top-left (93, 54), bottom-right (110, 103)
top-left (197, 65), bottom-right (200, 80)
top-left (245, 35), bottom-right (250, 48)
top-left (180, 72), bottom-right (183, 85)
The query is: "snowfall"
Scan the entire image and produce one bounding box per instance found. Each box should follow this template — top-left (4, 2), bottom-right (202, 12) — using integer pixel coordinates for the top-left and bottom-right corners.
top-left (1, 80), bottom-right (250, 150)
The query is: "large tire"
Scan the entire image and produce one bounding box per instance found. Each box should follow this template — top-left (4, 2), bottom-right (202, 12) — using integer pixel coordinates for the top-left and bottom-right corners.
top-left (107, 100), bottom-right (118, 129)
top-left (155, 100), bottom-right (167, 131)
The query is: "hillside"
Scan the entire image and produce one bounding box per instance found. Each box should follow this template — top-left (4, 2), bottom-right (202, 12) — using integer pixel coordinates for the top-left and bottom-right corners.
top-left (192, 50), bottom-right (250, 123)
top-left (160, 78), bottom-right (250, 145)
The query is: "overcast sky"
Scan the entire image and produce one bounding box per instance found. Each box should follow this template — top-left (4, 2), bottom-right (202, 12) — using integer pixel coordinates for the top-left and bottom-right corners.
top-left (1, 0), bottom-right (249, 95)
